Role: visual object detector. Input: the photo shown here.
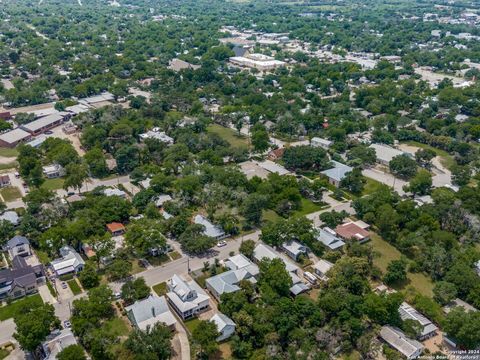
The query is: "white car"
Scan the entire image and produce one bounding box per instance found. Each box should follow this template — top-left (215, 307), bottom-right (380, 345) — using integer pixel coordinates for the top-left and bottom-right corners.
top-left (217, 240), bottom-right (227, 247)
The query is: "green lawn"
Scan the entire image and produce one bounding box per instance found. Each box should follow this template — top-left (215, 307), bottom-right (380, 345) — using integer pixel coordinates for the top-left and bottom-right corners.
top-left (41, 178), bottom-right (65, 191)
top-left (295, 198), bottom-right (328, 217)
top-left (0, 148), bottom-right (18, 158)
top-left (185, 317), bottom-right (202, 334)
top-left (207, 124), bottom-right (249, 149)
top-left (169, 251), bottom-right (182, 260)
top-left (152, 282), bottom-right (167, 296)
top-left (0, 294), bottom-right (43, 321)
top-left (0, 162), bottom-right (17, 171)
top-left (101, 317), bottom-right (130, 338)
top-left (369, 233), bottom-right (434, 297)
top-left (67, 279), bottom-right (82, 295)
top-left (0, 186), bottom-right (22, 202)
top-left (262, 209), bottom-right (282, 224)
top-left (362, 178), bottom-right (385, 196)
top-left (0, 348), bottom-right (10, 360)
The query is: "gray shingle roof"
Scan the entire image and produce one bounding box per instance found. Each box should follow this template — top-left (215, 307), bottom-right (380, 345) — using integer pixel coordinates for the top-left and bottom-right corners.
top-left (7, 235), bottom-right (30, 249)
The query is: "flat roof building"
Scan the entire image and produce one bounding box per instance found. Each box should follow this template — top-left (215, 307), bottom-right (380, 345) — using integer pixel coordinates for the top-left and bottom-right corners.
top-left (0, 128), bottom-right (32, 148)
top-left (369, 143), bottom-right (408, 165)
top-left (20, 113), bottom-right (66, 135)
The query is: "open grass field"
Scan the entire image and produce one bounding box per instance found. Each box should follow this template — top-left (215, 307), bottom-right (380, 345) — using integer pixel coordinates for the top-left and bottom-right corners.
top-left (0, 162), bottom-right (17, 171)
top-left (41, 178), bottom-right (65, 191)
top-left (0, 294), bottom-right (42, 321)
top-left (292, 198), bottom-right (326, 217)
top-left (0, 148), bottom-right (18, 158)
top-left (207, 124), bottom-right (249, 149)
top-left (0, 186), bottom-right (22, 202)
top-left (369, 233), bottom-right (434, 297)
top-left (67, 279), bottom-right (82, 295)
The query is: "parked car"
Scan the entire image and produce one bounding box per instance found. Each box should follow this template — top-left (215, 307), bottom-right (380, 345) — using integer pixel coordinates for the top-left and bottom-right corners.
top-left (63, 320), bottom-right (71, 328)
top-left (61, 282), bottom-right (67, 289)
top-left (138, 258), bottom-right (150, 268)
top-left (217, 240), bottom-right (227, 247)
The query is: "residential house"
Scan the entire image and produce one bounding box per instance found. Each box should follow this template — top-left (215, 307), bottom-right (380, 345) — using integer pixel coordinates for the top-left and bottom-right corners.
top-left (210, 313), bottom-right (236, 342)
top-left (0, 174), bottom-right (10, 187)
top-left (253, 243), bottom-right (310, 296)
top-left (315, 227), bottom-right (345, 250)
top-left (267, 148), bottom-right (285, 161)
top-left (103, 187), bottom-right (127, 198)
top-left (205, 255), bottom-right (259, 301)
top-left (106, 222), bottom-right (125, 236)
top-left (281, 241), bottom-right (308, 261)
top-left (369, 143), bottom-right (409, 165)
top-left (41, 328), bottom-right (80, 360)
top-left (139, 128), bottom-right (174, 145)
top-left (311, 137), bottom-right (333, 149)
top-left (0, 256), bottom-right (44, 300)
top-left (42, 164), bottom-right (65, 179)
top-left (399, 302), bottom-right (438, 340)
top-left (50, 246), bottom-right (85, 276)
top-left (155, 194), bottom-right (173, 207)
top-left (320, 161), bottom-right (353, 187)
top-left (379, 326), bottom-right (424, 360)
top-left (168, 59), bottom-right (201, 72)
top-left (0, 211), bottom-right (20, 226)
top-left (126, 295), bottom-right (177, 330)
top-left (443, 298), bottom-right (478, 315)
top-left (6, 235), bottom-right (31, 258)
top-left (166, 274), bottom-right (210, 319)
top-left (194, 215), bottom-right (227, 240)
top-left (312, 259), bottom-right (333, 280)
top-left (335, 222), bottom-right (370, 243)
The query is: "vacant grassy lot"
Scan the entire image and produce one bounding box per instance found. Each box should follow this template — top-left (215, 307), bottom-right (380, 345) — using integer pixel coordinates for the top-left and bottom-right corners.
top-left (0, 148), bottom-right (18, 158)
top-left (41, 178), bottom-right (65, 191)
top-left (369, 233), bottom-right (434, 297)
top-left (292, 198), bottom-right (326, 217)
top-left (362, 178), bottom-right (385, 196)
top-left (0, 186), bottom-right (22, 202)
top-left (403, 141), bottom-right (454, 170)
top-left (207, 124), bottom-right (248, 149)
top-left (152, 282), bottom-right (167, 296)
top-left (101, 317), bottom-right (130, 338)
top-left (0, 294), bottom-right (42, 321)
top-left (67, 279), bottom-right (82, 295)
top-left (0, 162), bottom-right (17, 171)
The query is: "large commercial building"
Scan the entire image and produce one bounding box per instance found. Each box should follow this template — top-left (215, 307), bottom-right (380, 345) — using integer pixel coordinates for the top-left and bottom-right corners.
top-left (0, 128), bottom-right (32, 148)
top-left (229, 53), bottom-right (286, 71)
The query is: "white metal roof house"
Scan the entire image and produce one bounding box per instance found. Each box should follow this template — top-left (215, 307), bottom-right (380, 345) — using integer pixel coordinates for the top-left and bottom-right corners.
top-left (315, 228), bottom-right (345, 251)
top-left (380, 326), bottom-right (424, 360)
top-left (155, 194), bottom-right (173, 207)
top-left (0, 211), bottom-right (20, 227)
top-left (311, 137), bottom-right (333, 149)
top-left (312, 259), bottom-right (333, 280)
top-left (320, 161), bottom-right (353, 187)
top-left (194, 215), bottom-right (227, 240)
top-left (210, 313), bottom-right (236, 342)
top-left (166, 274), bottom-right (210, 320)
top-left (139, 128), bottom-right (174, 145)
top-left (50, 246), bottom-right (85, 276)
top-left (126, 295), bottom-right (177, 330)
top-left (281, 241), bottom-right (308, 261)
top-left (42, 328), bottom-right (80, 360)
top-left (42, 164), bottom-right (65, 179)
top-left (399, 302), bottom-right (438, 340)
top-left (205, 256), bottom-right (259, 301)
top-left (103, 188), bottom-right (127, 198)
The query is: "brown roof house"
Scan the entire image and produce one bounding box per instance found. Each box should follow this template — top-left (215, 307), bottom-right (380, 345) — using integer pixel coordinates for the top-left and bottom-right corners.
top-left (335, 222), bottom-right (370, 243)
top-left (107, 222), bottom-right (126, 236)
